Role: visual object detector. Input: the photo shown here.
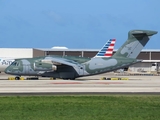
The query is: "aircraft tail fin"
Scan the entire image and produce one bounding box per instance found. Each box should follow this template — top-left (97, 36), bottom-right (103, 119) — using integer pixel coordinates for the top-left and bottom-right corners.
top-left (95, 39), bottom-right (116, 57)
top-left (113, 30), bottom-right (158, 58)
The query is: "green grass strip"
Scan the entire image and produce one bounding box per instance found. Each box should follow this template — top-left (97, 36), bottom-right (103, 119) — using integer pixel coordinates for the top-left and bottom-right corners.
top-left (0, 95), bottom-right (160, 120)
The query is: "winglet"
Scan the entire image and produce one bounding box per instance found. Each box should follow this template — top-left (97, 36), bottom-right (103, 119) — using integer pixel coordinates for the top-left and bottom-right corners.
top-left (95, 39), bottom-right (116, 57)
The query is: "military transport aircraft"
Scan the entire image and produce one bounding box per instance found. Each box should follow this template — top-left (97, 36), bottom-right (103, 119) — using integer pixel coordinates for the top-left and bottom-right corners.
top-left (4, 38), bottom-right (116, 79)
top-left (5, 30), bottom-right (157, 80)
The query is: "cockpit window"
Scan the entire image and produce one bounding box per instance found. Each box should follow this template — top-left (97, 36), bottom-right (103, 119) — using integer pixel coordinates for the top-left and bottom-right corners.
top-left (11, 61), bottom-right (19, 66)
top-left (11, 62), bottom-right (17, 66)
top-left (16, 62), bottom-right (19, 66)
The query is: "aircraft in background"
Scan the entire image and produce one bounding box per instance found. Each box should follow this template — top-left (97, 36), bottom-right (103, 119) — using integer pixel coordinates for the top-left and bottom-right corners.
top-left (95, 39), bottom-right (115, 57)
top-left (5, 29), bottom-right (157, 80)
top-left (0, 58), bottom-right (15, 73)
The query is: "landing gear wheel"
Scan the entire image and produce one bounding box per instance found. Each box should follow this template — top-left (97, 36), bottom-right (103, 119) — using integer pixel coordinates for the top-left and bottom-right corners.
top-left (15, 77), bottom-right (20, 80)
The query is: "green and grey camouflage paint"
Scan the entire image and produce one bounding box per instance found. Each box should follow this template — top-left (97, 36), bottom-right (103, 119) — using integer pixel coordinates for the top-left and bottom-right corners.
top-left (5, 30), bottom-right (158, 79)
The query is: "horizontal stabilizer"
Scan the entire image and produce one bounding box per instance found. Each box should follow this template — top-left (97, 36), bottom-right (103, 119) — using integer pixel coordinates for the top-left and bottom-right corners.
top-left (113, 30), bottom-right (158, 59)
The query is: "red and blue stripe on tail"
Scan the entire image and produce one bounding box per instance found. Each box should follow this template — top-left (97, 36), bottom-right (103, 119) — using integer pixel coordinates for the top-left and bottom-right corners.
top-left (95, 39), bottom-right (116, 57)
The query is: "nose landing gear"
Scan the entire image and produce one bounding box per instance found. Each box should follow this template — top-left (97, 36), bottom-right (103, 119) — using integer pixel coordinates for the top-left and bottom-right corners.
top-left (15, 76), bottom-right (20, 80)
top-left (8, 76), bottom-right (24, 80)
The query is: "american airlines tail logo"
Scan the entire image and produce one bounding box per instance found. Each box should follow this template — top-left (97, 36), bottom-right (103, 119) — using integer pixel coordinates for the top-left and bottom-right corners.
top-left (95, 39), bottom-right (116, 57)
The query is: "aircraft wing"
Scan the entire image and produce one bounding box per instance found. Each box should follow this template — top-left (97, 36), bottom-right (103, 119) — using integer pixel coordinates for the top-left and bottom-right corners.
top-left (42, 57), bottom-right (83, 67)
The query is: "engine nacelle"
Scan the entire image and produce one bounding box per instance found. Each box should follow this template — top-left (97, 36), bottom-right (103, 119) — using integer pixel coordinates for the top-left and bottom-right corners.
top-left (33, 62), bottom-right (57, 71)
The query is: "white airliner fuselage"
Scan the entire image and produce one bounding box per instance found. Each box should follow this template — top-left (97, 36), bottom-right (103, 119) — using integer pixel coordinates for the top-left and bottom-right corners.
top-left (0, 58), bottom-right (15, 72)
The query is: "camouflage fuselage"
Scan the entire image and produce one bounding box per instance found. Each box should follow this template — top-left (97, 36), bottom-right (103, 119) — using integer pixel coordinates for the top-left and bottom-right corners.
top-left (5, 55), bottom-right (139, 79)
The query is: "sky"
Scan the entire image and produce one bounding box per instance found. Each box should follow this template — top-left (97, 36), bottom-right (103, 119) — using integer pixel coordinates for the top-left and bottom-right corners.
top-left (0, 0), bottom-right (160, 49)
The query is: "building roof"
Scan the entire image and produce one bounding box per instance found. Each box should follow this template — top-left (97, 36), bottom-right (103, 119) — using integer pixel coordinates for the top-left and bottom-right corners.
top-left (36, 48), bottom-right (160, 52)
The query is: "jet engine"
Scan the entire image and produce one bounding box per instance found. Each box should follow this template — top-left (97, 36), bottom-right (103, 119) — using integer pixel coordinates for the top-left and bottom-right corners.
top-left (33, 62), bottom-right (57, 71)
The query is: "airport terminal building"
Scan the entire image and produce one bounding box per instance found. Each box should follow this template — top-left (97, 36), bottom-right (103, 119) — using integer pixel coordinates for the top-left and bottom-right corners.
top-left (0, 48), bottom-right (160, 72)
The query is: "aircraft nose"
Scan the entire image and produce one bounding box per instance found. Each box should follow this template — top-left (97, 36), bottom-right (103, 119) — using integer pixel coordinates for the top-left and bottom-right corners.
top-left (5, 67), bottom-right (9, 74)
top-left (5, 66), bottom-right (11, 74)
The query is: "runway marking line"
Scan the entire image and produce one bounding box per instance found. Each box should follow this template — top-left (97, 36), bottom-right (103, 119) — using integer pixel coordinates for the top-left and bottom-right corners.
top-left (94, 82), bottom-right (123, 84)
top-left (50, 82), bottom-right (82, 84)
top-left (50, 82), bottom-right (123, 84)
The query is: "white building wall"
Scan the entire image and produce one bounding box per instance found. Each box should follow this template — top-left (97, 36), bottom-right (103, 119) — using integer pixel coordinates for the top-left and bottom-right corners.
top-left (129, 62), bottom-right (153, 72)
top-left (0, 48), bottom-right (33, 58)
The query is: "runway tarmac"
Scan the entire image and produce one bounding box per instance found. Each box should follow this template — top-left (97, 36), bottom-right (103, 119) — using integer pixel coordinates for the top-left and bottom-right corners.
top-left (0, 73), bottom-right (160, 95)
